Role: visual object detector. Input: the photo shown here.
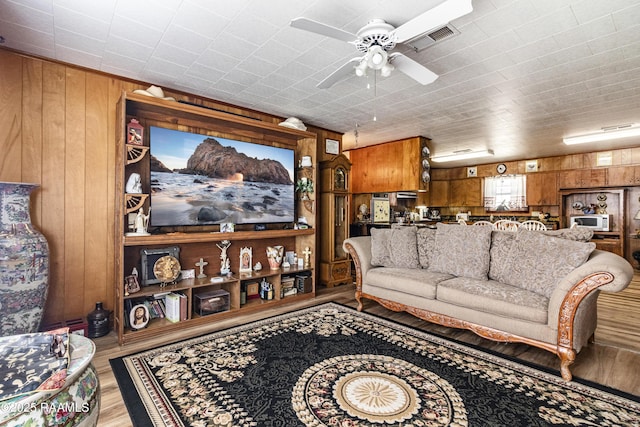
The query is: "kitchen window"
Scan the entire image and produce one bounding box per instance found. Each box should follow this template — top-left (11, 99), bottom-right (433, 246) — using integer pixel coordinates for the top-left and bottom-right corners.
top-left (484, 174), bottom-right (527, 211)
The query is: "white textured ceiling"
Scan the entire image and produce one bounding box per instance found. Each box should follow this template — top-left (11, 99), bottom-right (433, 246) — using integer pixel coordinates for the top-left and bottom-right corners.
top-left (2, 0), bottom-right (640, 167)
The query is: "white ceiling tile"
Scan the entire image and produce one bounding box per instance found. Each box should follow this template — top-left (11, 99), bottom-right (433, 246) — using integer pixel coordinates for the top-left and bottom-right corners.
top-left (172, 2), bottom-right (229, 40)
top-left (4, 0), bottom-right (640, 164)
top-left (108, 16), bottom-right (163, 50)
top-left (54, 27), bottom-right (105, 54)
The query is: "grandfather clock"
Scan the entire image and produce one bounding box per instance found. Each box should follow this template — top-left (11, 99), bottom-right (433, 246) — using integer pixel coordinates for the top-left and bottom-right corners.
top-left (319, 154), bottom-right (352, 287)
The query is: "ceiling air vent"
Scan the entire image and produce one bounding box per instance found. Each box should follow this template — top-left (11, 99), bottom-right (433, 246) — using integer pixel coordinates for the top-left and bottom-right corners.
top-left (405, 24), bottom-right (460, 52)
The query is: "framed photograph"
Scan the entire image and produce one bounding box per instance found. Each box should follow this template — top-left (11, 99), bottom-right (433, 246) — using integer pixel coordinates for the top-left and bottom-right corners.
top-left (140, 246), bottom-right (180, 286)
top-left (220, 222), bottom-right (234, 233)
top-left (239, 247), bottom-right (253, 273)
top-left (129, 304), bottom-right (149, 330)
top-left (525, 159), bottom-right (538, 172)
top-left (325, 138), bottom-right (340, 155)
top-left (124, 275), bottom-right (140, 295)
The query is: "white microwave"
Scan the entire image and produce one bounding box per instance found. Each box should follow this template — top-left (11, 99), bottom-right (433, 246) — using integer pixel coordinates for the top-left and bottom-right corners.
top-left (569, 214), bottom-right (611, 231)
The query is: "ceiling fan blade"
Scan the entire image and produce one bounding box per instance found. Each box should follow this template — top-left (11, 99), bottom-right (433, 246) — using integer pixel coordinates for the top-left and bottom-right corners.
top-left (389, 53), bottom-right (438, 85)
top-left (317, 58), bottom-right (362, 89)
top-left (290, 17), bottom-right (356, 43)
top-left (393, 0), bottom-right (473, 43)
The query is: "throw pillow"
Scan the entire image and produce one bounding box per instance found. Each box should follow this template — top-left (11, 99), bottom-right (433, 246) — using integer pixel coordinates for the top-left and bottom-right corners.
top-left (488, 230), bottom-right (517, 282)
top-left (428, 223), bottom-right (493, 280)
top-left (542, 227), bottom-right (594, 242)
top-left (370, 228), bottom-right (393, 267)
top-left (502, 229), bottom-right (596, 298)
top-left (389, 226), bottom-right (420, 268)
top-left (417, 228), bottom-right (437, 268)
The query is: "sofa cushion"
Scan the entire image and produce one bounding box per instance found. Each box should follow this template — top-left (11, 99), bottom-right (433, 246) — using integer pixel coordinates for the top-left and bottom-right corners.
top-left (436, 277), bottom-right (549, 323)
top-left (416, 227), bottom-right (437, 269)
top-left (501, 229), bottom-right (596, 298)
top-left (366, 267), bottom-right (452, 300)
top-left (488, 231), bottom-right (517, 282)
top-left (370, 228), bottom-right (393, 267)
top-left (542, 227), bottom-right (594, 242)
top-left (429, 223), bottom-right (493, 280)
top-left (389, 226), bottom-right (420, 268)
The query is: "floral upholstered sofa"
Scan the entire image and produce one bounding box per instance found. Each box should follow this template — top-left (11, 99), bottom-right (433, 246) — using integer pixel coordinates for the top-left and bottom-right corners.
top-left (343, 223), bottom-right (634, 381)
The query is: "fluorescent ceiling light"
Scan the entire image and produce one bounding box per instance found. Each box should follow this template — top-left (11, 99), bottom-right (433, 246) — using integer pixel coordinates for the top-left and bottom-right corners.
top-left (431, 149), bottom-right (494, 163)
top-left (563, 125), bottom-right (640, 145)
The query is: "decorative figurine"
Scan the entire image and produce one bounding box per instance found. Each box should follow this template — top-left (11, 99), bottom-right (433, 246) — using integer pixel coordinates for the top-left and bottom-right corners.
top-left (127, 207), bottom-right (150, 235)
top-left (195, 258), bottom-right (208, 278)
top-left (303, 246), bottom-right (312, 268)
top-left (217, 240), bottom-right (231, 275)
top-left (125, 172), bottom-right (143, 193)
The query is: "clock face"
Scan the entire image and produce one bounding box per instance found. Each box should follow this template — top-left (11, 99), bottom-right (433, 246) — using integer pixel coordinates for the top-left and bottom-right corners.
top-left (497, 163), bottom-right (507, 174)
top-left (153, 255), bottom-right (181, 283)
top-left (335, 167), bottom-right (346, 190)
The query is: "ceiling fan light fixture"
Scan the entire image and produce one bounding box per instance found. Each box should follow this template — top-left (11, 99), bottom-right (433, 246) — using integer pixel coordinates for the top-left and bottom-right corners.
top-left (563, 125), bottom-right (640, 145)
top-left (366, 45), bottom-right (388, 70)
top-left (431, 149), bottom-right (495, 163)
top-left (380, 62), bottom-right (394, 77)
top-left (355, 60), bottom-right (368, 77)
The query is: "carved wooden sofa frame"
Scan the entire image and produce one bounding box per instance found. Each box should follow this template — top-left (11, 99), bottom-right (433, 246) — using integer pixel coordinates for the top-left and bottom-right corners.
top-left (344, 240), bottom-right (618, 381)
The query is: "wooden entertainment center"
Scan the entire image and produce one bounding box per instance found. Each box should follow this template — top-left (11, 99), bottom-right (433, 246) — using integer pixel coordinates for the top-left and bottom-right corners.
top-left (114, 92), bottom-right (317, 345)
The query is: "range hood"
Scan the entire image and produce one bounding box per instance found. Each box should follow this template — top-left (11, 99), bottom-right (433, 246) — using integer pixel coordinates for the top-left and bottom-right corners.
top-left (395, 191), bottom-right (417, 199)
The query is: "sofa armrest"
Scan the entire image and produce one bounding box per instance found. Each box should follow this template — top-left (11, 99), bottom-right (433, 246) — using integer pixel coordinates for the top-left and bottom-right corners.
top-left (548, 249), bottom-right (634, 322)
top-left (343, 237), bottom-right (373, 291)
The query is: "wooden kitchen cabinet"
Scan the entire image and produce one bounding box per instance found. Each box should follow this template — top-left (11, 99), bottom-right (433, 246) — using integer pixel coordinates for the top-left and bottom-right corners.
top-left (606, 165), bottom-right (640, 186)
top-left (350, 136), bottom-right (428, 193)
top-left (526, 172), bottom-right (558, 205)
top-left (428, 180), bottom-right (449, 207)
top-left (558, 168), bottom-right (606, 189)
top-left (448, 178), bottom-right (482, 206)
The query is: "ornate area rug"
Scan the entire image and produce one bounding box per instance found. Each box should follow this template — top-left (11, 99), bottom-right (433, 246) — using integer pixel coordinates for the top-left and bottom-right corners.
top-left (110, 303), bottom-right (640, 426)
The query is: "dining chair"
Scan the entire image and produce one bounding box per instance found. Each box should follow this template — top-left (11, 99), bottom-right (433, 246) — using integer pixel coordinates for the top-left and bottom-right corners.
top-left (520, 220), bottom-right (548, 231)
top-left (493, 219), bottom-right (520, 231)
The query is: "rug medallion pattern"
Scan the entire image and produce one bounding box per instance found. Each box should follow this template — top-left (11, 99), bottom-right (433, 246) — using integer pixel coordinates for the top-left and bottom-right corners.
top-left (112, 303), bottom-right (640, 426)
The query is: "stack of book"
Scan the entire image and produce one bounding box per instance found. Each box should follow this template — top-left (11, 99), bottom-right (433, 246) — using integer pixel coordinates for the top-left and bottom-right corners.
top-left (281, 276), bottom-right (297, 297)
top-left (165, 292), bottom-right (188, 323)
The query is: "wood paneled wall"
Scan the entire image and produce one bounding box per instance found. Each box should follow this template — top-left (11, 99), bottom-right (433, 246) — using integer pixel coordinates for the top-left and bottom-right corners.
top-left (0, 49), bottom-right (308, 325)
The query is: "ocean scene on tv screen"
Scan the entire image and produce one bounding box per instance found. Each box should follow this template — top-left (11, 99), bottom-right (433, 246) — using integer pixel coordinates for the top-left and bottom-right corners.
top-left (149, 126), bottom-right (295, 227)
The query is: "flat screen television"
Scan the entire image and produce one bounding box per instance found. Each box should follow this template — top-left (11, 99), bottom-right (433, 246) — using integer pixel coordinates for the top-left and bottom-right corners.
top-left (149, 126), bottom-right (295, 227)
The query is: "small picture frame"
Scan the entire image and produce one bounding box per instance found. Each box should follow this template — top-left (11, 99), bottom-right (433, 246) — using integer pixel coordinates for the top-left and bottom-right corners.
top-left (239, 247), bottom-right (253, 273)
top-left (124, 275), bottom-right (140, 295)
top-left (129, 304), bottom-right (149, 330)
top-left (466, 166), bottom-right (477, 177)
top-left (220, 222), bottom-right (234, 233)
top-left (285, 251), bottom-right (295, 265)
top-left (525, 159), bottom-right (538, 172)
top-left (127, 118), bottom-right (144, 145)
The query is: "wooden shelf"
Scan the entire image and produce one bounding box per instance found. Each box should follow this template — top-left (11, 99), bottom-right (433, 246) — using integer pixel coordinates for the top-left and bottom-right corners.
top-left (124, 228), bottom-right (314, 246)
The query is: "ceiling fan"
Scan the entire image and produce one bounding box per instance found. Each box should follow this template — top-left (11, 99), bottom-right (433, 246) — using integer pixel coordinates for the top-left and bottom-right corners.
top-left (290, 0), bottom-right (473, 89)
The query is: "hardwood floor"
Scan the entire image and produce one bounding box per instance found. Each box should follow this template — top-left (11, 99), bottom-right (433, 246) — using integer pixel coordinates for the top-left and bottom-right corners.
top-left (92, 279), bottom-right (640, 426)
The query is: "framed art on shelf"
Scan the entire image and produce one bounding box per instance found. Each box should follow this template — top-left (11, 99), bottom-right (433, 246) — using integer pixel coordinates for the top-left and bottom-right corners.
top-left (140, 246), bottom-right (180, 285)
top-left (239, 247), bottom-right (253, 273)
